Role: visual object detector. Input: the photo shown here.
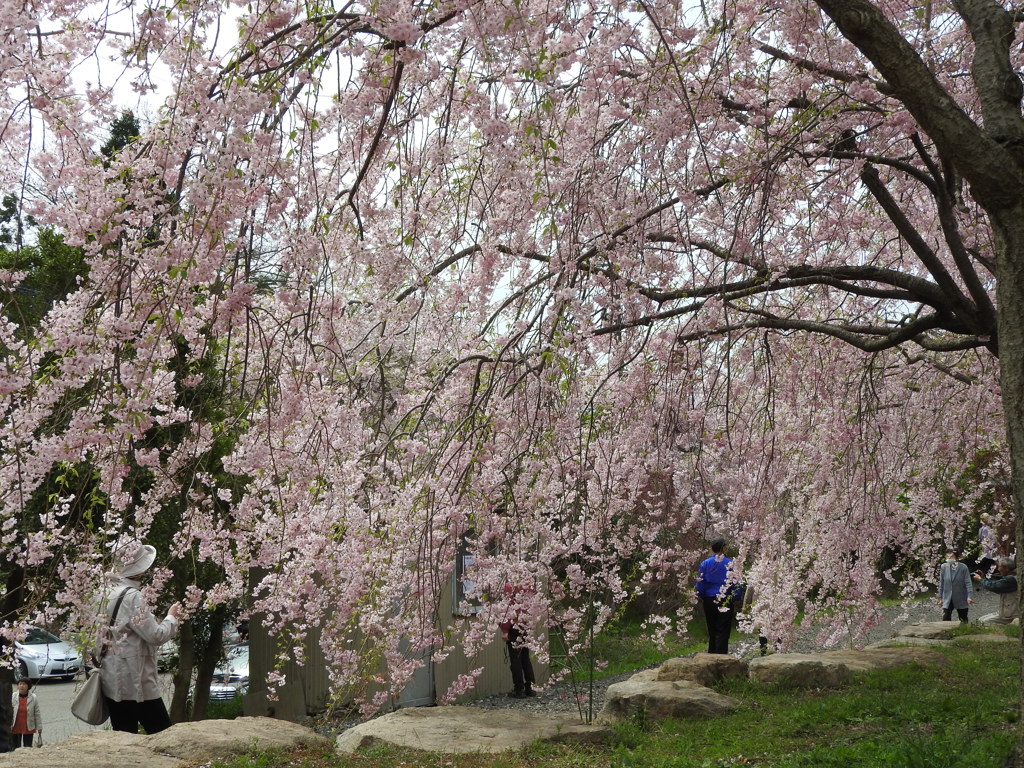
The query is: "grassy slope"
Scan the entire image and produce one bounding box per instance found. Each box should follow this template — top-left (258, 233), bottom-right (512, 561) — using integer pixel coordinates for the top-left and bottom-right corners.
top-left (199, 630), bottom-right (1019, 768)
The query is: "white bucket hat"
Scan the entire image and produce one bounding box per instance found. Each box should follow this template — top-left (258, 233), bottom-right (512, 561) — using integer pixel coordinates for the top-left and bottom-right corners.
top-left (113, 539), bottom-right (157, 579)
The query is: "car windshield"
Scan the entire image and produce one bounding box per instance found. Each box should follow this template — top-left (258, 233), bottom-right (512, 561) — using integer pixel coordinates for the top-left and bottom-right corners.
top-left (216, 645), bottom-right (249, 674)
top-left (23, 628), bottom-right (60, 645)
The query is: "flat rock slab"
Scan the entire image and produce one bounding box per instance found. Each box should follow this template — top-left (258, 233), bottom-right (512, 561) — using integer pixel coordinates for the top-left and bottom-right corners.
top-left (868, 636), bottom-right (953, 648)
top-left (956, 633), bottom-right (1017, 643)
top-left (748, 654), bottom-right (852, 687)
top-left (598, 679), bottom-right (740, 724)
top-left (0, 717), bottom-right (329, 768)
top-left (896, 621), bottom-right (963, 640)
top-left (977, 617), bottom-right (1020, 628)
top-left (335, 706), bottom-right (613, 754)
top-left (657, 653), bottom-right (749, 687)
top-left (874, 631), bottom-right (1015, 648)
top-left (817, 647), bottom-right (949, 672)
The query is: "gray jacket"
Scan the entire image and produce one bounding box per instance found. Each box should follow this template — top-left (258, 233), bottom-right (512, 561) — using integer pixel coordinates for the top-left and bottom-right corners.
top-left (938, 560), bottom-right (973, 609)
top-left (95, 580), bottom-right (178, 702)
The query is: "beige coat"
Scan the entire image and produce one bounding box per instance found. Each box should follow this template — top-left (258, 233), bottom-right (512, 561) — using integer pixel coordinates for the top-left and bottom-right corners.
top-left (95, 580), bottom-right (178, 703)
top-left (998, 589), bottom-right (1020, 623)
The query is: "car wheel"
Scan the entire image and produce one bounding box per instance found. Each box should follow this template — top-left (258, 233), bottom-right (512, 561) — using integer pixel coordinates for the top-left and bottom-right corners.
top-left (16, 661), bottom-right (28, 680)
top-left (62, 674), bottom-right (75, 682)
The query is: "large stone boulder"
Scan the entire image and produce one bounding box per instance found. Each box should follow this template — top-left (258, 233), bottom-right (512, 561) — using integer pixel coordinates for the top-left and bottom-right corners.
top-left (747, 654), bottom-right (852, 687)
top-left (597, 679), bottom-right (740, 724)
top-left (147, 716), bottom-right (331, 761)
top-left (628, 668), bottom-right (660, 682)
top-left (873, 621), bottom-right (1017, 648)
top-left (656, 654), bottom-right (748, 687)
top-left (335, 706), bottom-right (613, 754)
top-left (0, 730), bottom-right (176, 768)
top-left (0, 717), bottom-right (328, 768)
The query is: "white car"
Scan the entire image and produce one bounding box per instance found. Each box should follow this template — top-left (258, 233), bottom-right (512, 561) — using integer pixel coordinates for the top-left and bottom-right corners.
top-left (209, 643), bottom-right (249, 701)
top-left (16, 627), bottom-right (82, 681)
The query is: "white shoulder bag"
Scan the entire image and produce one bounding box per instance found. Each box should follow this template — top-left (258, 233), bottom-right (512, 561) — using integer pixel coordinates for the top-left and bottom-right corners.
top-left (71, 587), bottom-right (130, 725)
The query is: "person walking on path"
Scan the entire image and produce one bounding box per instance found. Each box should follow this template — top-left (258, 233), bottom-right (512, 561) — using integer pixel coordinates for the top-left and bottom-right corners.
top-left (978, 514), bottom-right (999, 576)
top-left (973, 557), bottom-right (1020, 625)
top-left (696, 537), bottom-right (739, 654)
top-left (9, 679), bottom-right (40, 749)
top-left (938, 552), bottom-right (973, 622)
top-left (93, 539), bottom-right (182, 734)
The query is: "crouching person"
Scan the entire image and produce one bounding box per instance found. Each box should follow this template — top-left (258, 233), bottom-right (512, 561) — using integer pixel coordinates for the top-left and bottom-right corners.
top-left (972, 557), bottom-right (1020, 625)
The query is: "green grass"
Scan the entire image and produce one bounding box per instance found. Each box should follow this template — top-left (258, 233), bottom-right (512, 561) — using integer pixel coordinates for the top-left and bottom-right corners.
top-left (197, 633), bottom-right (1019, 768)
top-left (554, 617), bottom-right (707, 680)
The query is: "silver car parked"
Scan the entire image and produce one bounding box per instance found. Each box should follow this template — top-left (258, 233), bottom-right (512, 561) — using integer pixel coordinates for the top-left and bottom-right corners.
top-left (16, 627), bottom-right (82, 681)
top-left (209, 643), bottom-right (249, 701)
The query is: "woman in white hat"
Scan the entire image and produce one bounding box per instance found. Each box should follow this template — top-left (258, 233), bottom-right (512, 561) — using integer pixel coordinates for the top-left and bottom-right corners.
top-left (94, 539), bottom-right (181, 733)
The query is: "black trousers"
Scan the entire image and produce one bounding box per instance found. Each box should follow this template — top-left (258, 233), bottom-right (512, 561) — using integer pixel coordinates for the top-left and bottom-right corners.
top-left (106, 696), bottom-right (172, 734)
top-left (702, 596), bottom-right (735, 654)
top-left (506, 629), bottom-right (535, 693)
top-left (942, 606), bottom-right (969, 622)
top-left (9, 733), bottom-right (33, 749)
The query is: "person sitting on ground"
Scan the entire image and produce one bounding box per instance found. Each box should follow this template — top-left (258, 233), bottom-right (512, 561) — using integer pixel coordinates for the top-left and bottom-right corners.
top-left (972, 557), bottom-right (1020, 625)
top-left (938, 551), bottom-right (973, 622)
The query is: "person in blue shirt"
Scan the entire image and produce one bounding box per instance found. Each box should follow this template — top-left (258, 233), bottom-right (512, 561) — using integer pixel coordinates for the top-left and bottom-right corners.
top-left (696, 537), bottom-right (739, 654)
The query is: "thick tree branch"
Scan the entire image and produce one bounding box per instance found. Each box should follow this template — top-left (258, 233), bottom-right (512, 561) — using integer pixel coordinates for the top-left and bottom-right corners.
top-left (951, 0), bottom-right (1024, 153)
top-left (755, 40), bottom-right (893, 94)
top-left (813, 0), bottom-right (1024, 209)
top-left (909, 134), bottom-right (998, 330)
top-left (676, 314), bottom-right (985, 353)
top-left (395, 244), bottom-right (483, 303)
top-left (859, 163), bottom-right (985, 336)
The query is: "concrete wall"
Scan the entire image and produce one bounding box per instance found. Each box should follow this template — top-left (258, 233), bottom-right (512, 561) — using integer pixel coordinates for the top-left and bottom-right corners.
top-left (433, 573), bottom-right (548, 703)
top-left (244, 571), bottom-right (547, 720)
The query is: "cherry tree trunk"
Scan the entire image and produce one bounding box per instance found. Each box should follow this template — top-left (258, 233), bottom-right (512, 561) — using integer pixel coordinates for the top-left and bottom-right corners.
top-left (994, 204), bottom-right (1024, 767)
